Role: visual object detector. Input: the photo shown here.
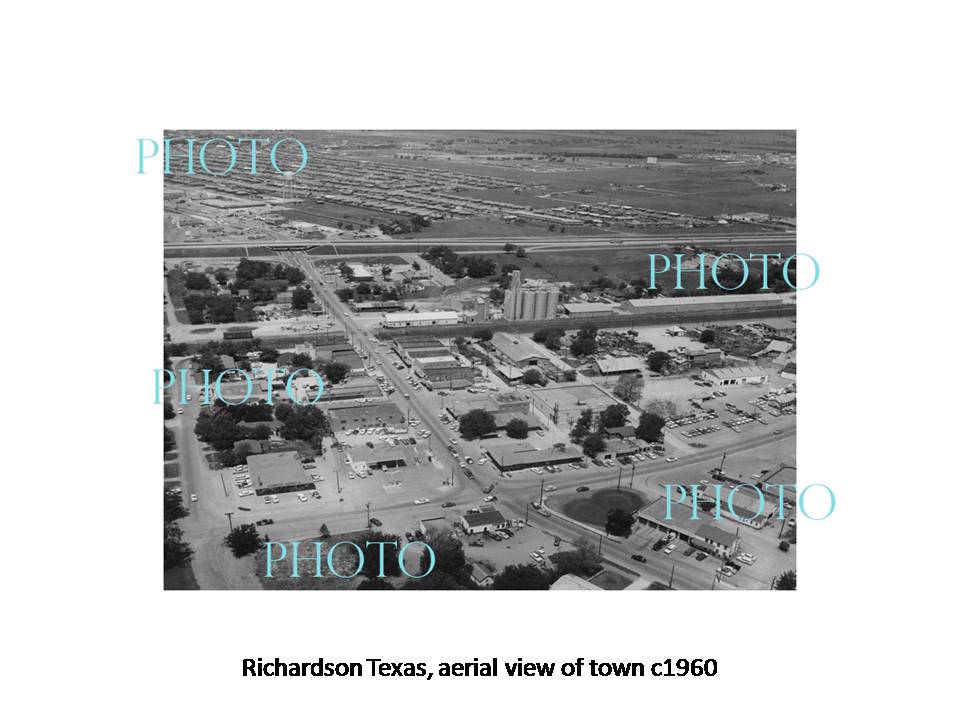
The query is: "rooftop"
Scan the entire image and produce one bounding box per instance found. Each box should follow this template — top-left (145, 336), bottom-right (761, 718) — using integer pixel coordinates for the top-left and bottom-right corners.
top-left (704, 365), bottom-right (769, 380)
top-left (595, 355), bottom-right (645, 373)
top-left (550, 574), bottom-right (603, 591)
top-left (490, 332), bottom-right (549, 364)
top-left (247, 451), bottom-right (306, 490)
top-left (461, 507), bottom-right (507, 528)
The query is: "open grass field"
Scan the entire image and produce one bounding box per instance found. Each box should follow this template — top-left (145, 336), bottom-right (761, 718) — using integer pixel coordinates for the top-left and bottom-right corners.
top-left (561, 488), bottom-right (647, 527)
top-left (282, 200), bottom-right (403, 229)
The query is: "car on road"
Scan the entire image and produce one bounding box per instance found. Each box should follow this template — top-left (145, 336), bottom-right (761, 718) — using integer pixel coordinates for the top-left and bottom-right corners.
top-left (297, 493), bottom-right (307, 502)
top-left (718, 566), bottom-right (734, 577)
top-left (464, 469), bottom-right (475, 479)
top-left (312, 490), bottom-right (321, 499)
top-left (554, 536), bottom-right (562, 547)
top-left (238, 490), bottom-right (254, 497)
top-left (458, 461), bottom-right (467, 468)
top-left (773, 428), bottom-right (784, 435)
top-left (544, 485), bottom-right (557, 492)
top-left (665, 457), bottom-right (678, 463)
top-left (190, 493), bottom-right (198, 502)
top-left (631, 554), bottom-right (647, 563)
top-left (536, 508), bottom-right (551, 517)
top-left (576, 486), bottom-right (589, 493)
top-left (368, 518), bottom-right (382, 527)
top-left (413, 498), bottom-right (431, 505)
top-left (441, 502), bottom-right (456, 508)
top-left (483, 495), bottom-right (497, 502)
top-left (736, 554), bottom-right (755, 565)
top-left (482, 484), bottom-right (495, 494)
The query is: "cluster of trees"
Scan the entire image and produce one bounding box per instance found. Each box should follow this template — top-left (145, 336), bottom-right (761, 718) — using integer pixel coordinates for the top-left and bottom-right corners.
top-left (459, 409), bottom-right (496, 440)
top-left (335, 283), bottom-right (400, 303)
top-left (377, 214), bottom-right (431, 235)
top-left (292, 286), bottom-right (315, 310)
top-left (164, 490), bottom-right (193, 570)
top-left (635, 411), bottom-right (666, 442)
top-left (646, 351), bottom-right (672, 374)
top-left (422, 246), bottom-right (496, 278)
top-left (183, 292), bottom-right (239, 324)
top-left (522, 368), bottom-right (547, 387)
top-left (532, 327), bottom-right (565, 350)
top-left (570, 324), bottom-right (599, 357)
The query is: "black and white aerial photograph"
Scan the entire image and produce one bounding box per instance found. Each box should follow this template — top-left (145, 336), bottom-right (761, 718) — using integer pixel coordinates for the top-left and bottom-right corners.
top-left (162, 130), bottom-right (798, 591)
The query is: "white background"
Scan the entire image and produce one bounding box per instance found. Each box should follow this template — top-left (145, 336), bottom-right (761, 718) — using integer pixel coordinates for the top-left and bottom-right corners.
top-left (3, 2), bottom-right (955, 717)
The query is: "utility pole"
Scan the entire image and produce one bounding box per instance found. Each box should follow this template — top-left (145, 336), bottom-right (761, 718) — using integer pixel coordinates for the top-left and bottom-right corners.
top-left (669, 562), bottom-right (676, 590)
top-left (718, 451), bottom-right (728, 475)
top-left (224, 512), bottom-right (234, 531)
top-left (539, 477), bottom-right (545, 505)
top-left (598, 534), bottom-right (604, 555)
top-left (630, 462), bottom-right (636, 488)
top-left (219, 472), bottom-right (228, 497)
top-left (617, 466), bottom-right (623, 491)
top-left (525, 501), bottom-right (531, 525)
top-left (336, 470), bottom-right (341, 494)
top-left (366, 502), bottom-right (371, 528)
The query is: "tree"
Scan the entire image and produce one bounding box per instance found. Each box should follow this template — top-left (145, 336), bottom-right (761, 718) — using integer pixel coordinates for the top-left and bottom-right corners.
top-left (551, 536), bottom-right (603, 579)
top-left (505, 418), bottom-right (530, 439)
top-left (646, 351), bottom-right (672, 374)
top-left (290, 352), bottom-right (312, 368)
top-left (164, 523), bottom-right (193, 569)
top-left (582, 434), bottom-right (607, 458)
top-left (360, 531), bottom-right (403, 578)
top-left (358, 577), bottom-right (395, 590)
top-left (570, 409), bottom-right (593, 443)
top-left (515, 247), bottom-right (527, 258)
top-left (774, 570), bottom-right (797, 590)
top-left (164, 489), bottom-right (188, 524)
top-left (606, 508), bottom-right (635, 538)
top-left (319, 523), bottom-right (331, 538)
top-left (570, 334), bottom-right (597, 357)
top-left (274, 403), bottom-right (293, 422)
top-left (184, 271), bottom-right (211, 291)
top-left (598, 403), bottom-right (630, 430)
top-left (291, 286), bottom-right (314, 310)
top-left (644, 399), bottom-right (679, 419)
top-left (248, 424), bottom-right (273, 441)
top-left (472, 327), bottom-right (493, 342)
top-left (280, 406), bottom-right (329, 441)
top-left (322, 361), bottom-right (351, 385)
top-left (522, 367), bottom-right (544, 386)
top-left (225, 523), bottom-right (262, 557)
top-left (381, 266), bottom-right (393, 279)
top-left (613, 374), bottom-right (643, 403)
top-left (338, 262), bottom-right (355, 280)
top-left (459, 409), bottom-right (496, 440)
top-left (700, 329), bottom-right (716, 344)
top-left (493, 564), bottom-right (550, 590)
top-left (635, 412), bottom-right (666, 442)
top-left (533, 327), bottom-right (564, 350)
top-left (163, 401), bottom-right (175, 420)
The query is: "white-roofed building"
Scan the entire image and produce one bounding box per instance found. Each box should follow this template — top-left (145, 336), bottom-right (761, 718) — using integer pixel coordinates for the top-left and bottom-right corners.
top-left (381, 311), bottom-right (459, 328)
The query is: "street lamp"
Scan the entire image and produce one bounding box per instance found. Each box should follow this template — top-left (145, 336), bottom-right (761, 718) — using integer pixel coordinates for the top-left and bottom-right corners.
top-left (224, 511), bottom-right (234, 531)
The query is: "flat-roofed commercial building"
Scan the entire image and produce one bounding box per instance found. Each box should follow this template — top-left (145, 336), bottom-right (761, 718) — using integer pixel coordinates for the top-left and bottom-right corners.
top-left (562, 302), bottom-right (616, 319)
top-left (381, 311), bottom-right (459, 328)
top-left (621, 293), bottom-right (791, 315)
top-left (487, 442), bottom-right (583, 472)
top-left (328, 402), bottom-right (405, 431)
top-left (248, 450), bottom-right (313, 495)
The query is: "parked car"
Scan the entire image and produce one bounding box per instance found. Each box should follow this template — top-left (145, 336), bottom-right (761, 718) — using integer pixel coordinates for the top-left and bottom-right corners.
top-left (190, 493), bottom-right (198, 502)
top-left (413, 498), bottom-right (431, 505)
top-left (483, 495), bottom-right (497, 502)
top-left (695, 552), bottom-right (708, 561)
top-left (368, 518), bottom-right (382, 527)
top-left (297, 493), bottom-right (307, 503)
top-left (576, 486), bottom-right (589, 493)
top-left (631, 554), bottom-right (647, 563)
